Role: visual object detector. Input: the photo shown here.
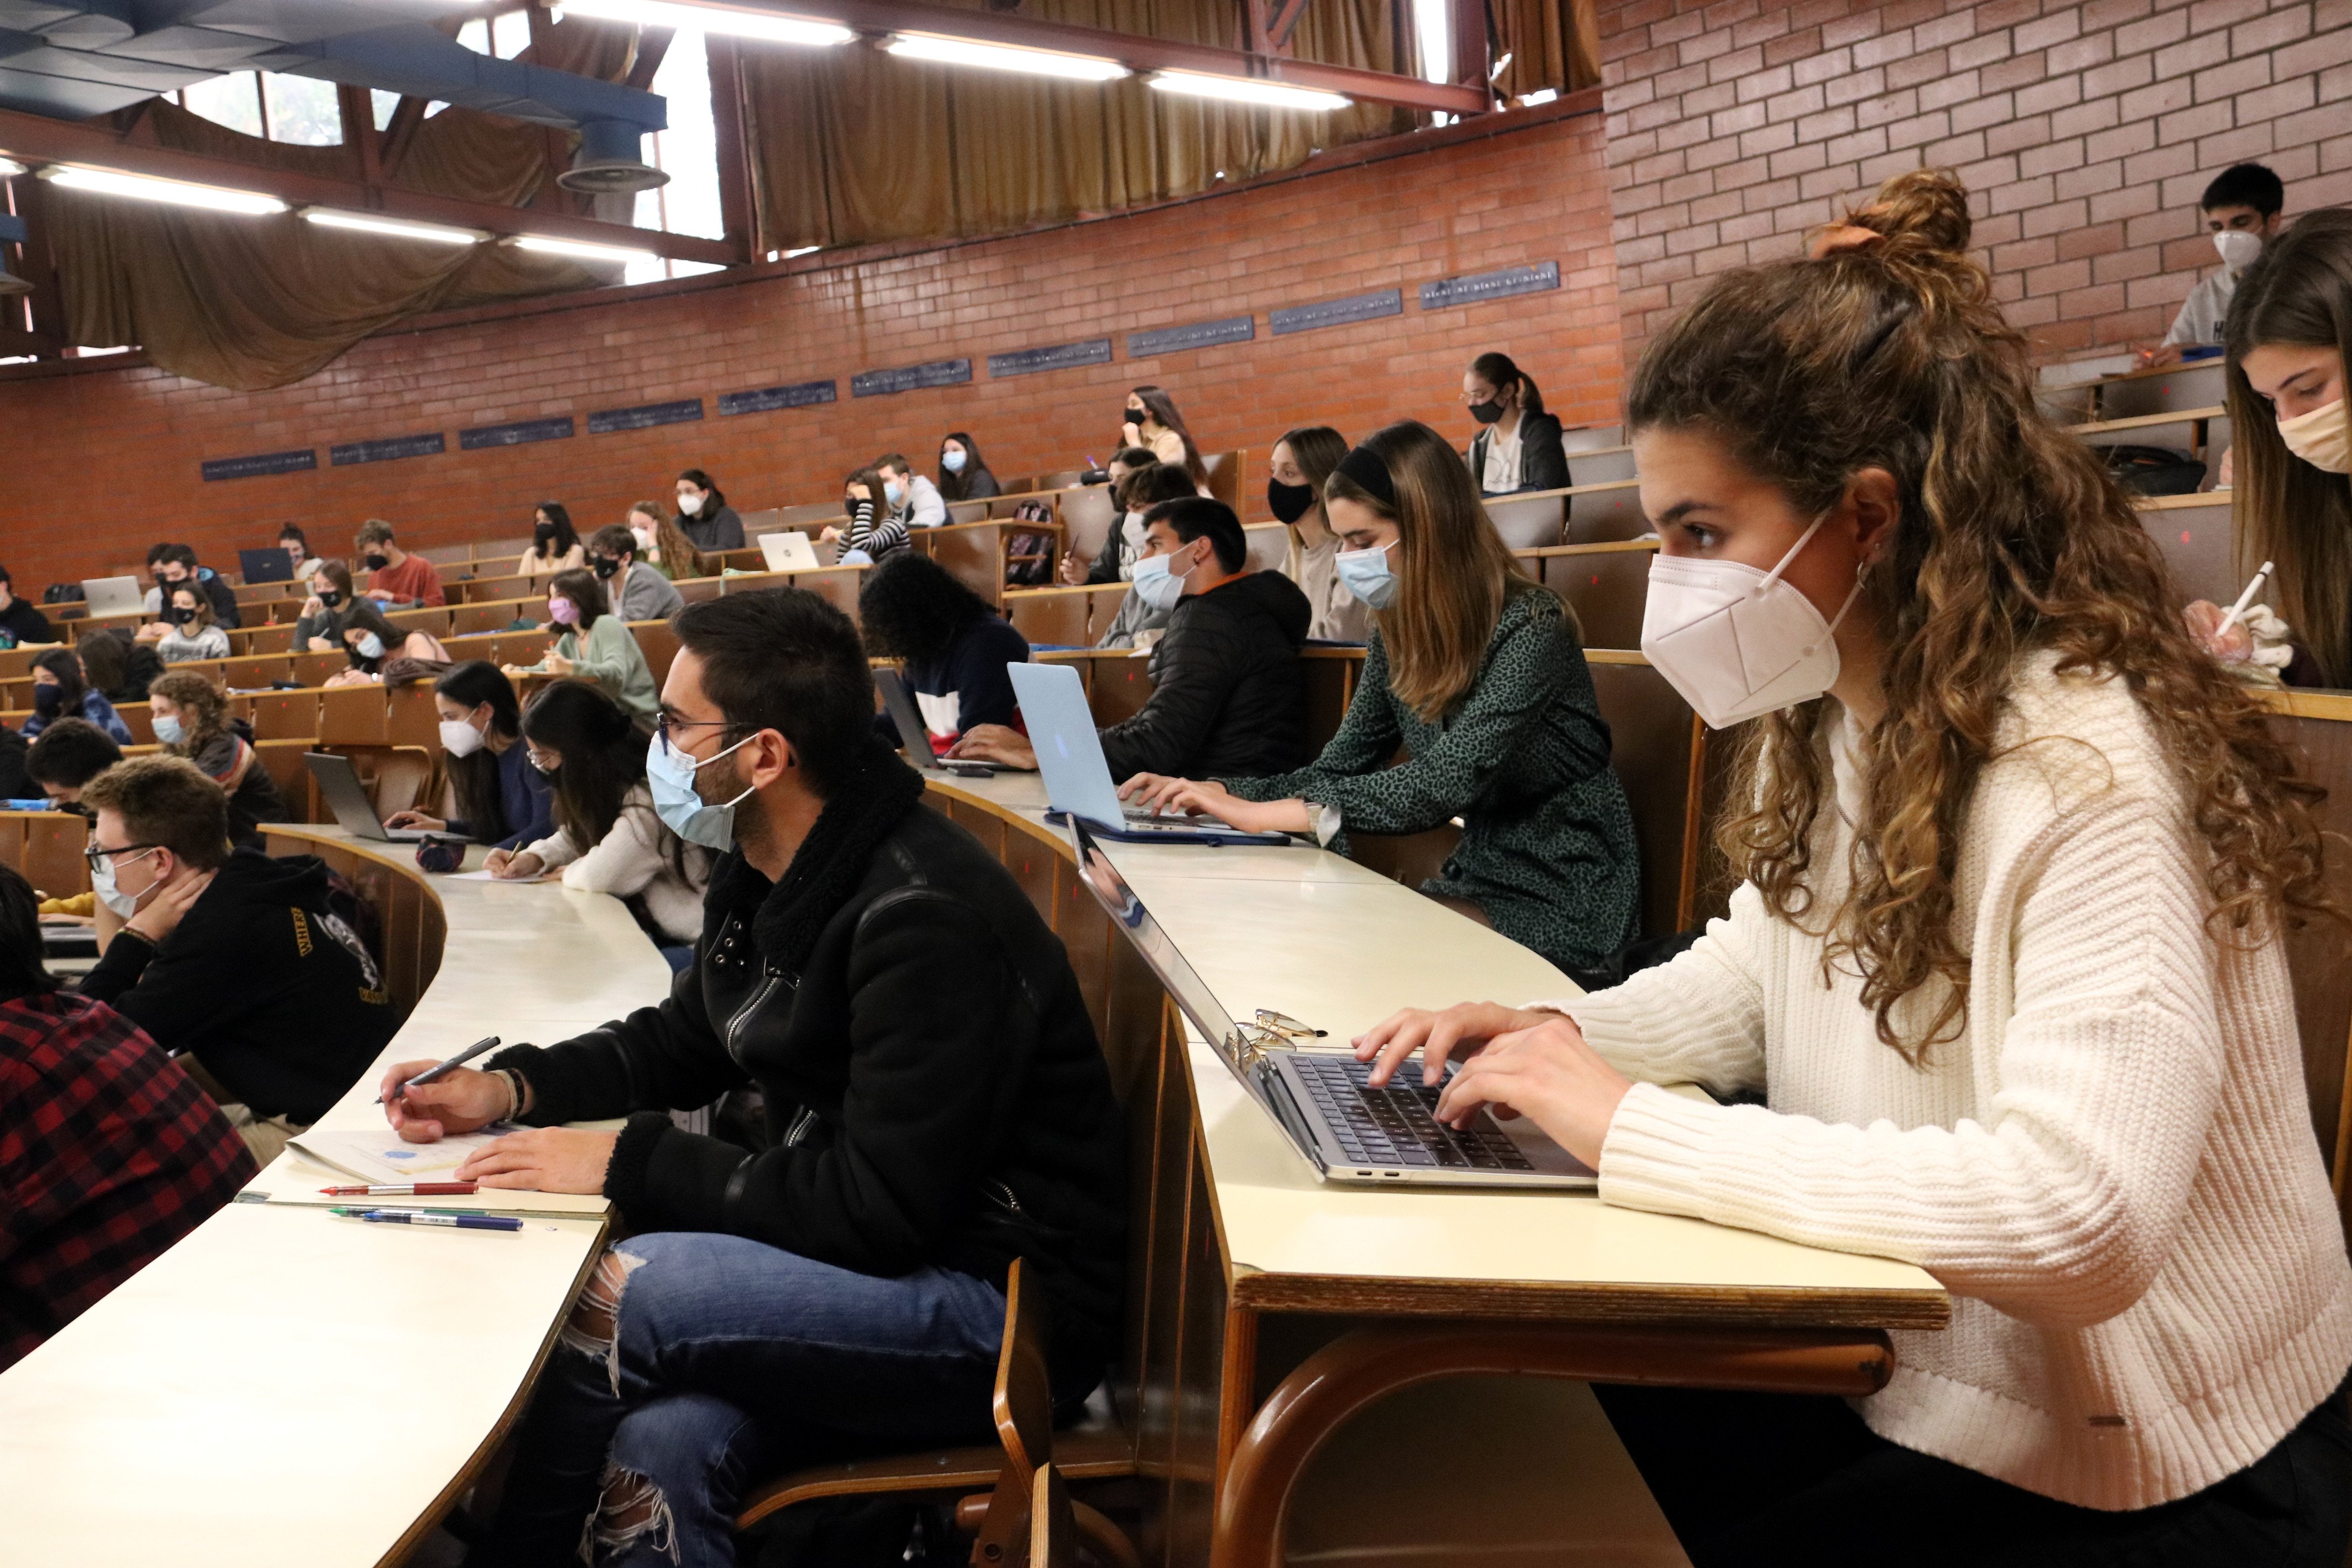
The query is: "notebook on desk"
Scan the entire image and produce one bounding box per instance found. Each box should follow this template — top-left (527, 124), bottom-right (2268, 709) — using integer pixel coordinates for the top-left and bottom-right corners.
top-left (1068, 819), bottom-right (1596, 1189)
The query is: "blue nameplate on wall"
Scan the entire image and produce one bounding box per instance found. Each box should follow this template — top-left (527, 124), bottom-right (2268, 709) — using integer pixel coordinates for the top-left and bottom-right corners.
top-left (331, 433), bottom-right (445, 467)
top-left (987, 338), bottom-right (1112, 379)
top-left (1420, 261), bottom-right (1561, 310)
top-left (202, 449), bottom-right (316, 482)
top-left (589, 398), bottom-right (705, 435)
top-left (460, 416), bottom-right (576, 451)
top-left (852, 359), bottom-right (972, 398)
top-left (1270, 290), bottom-right (1403, 336)
top-left (1127, 315), bottom-right (1256, 357)
top-left (719, 379), bottom-right (837, 416)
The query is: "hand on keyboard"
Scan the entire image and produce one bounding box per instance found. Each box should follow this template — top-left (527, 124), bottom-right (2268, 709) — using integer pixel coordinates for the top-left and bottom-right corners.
top-left (1354, 1001), bottom-right (1560, 1088)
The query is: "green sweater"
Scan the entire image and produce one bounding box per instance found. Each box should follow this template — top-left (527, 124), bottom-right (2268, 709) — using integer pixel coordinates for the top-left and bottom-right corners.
top-left (1223, 586), bottom-right (1639, 972)
top-left (547, 616), bottom-right (660, 720)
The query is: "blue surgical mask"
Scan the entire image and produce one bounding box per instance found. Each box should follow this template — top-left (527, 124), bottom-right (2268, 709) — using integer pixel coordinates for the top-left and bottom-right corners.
top-left (355, 633), bottom-right (385, 661)
top-left (647, 730), bottom-right (756, 851)
top-left (1130, 552), bottom-right (1187, 611)
top-left (152, 714), bottom-right (184, 746)
top-left (884, 480), bottom-right (905, 507)
top-left (1335, 542), bottom-right (1398, 609)
top-left (941, 450), bottom-right (966, 473)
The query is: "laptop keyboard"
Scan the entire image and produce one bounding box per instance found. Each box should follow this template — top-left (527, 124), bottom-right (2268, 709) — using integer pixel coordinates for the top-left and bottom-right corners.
top-left (1291, 1055), bottom-right (1533, 1172)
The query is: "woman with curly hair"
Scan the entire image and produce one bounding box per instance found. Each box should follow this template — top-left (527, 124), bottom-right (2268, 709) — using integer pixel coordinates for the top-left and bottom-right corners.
top-left (858, 552), bottom-right (1028, 752)
top-left (146, 669), bottom-right (286, 847)
top-left (1358, 170), bottom-right (2352, 1563)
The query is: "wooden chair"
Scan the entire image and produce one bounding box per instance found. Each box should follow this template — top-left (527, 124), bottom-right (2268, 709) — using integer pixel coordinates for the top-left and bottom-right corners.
top-left (328, 744), bottom-right (435, 820)
top-left (1483, 491), bottom-right (1567, 552)
top-left (1200, 449), bottom-right (1245, 507)
top-left (2136, 493), bottom-right (2235, 606)
top-left (1566, 444), bottom-right (1638, 485)
top-left (1565, 480), bottom-right (1649, 544)
top-left (734, 1260), bottom-right (1138, 1568)
top-left (1005, 588), bottom-right (1096, 650)
top-left (1559, 422), bottom-right (1625, 454)
top-left (1057, 485), bottom-right (1118, 566)
top-left (254, 740), bottom-right (320, 824)
top-left (1540, 541), bottom-right (1659, 651)
top-left (1587, 653), bottom-right (1706, 940)
top-left (631, 619), bottom-right (683, 687)
top-left (1028, 1466), bottom-right (1075, 1568)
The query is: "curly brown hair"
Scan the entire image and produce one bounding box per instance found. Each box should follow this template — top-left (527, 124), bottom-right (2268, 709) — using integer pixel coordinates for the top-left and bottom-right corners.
top-left (146, 669), bottom-right (230, 756)
top-left (1630, 168), bottom-right (2331, 1061)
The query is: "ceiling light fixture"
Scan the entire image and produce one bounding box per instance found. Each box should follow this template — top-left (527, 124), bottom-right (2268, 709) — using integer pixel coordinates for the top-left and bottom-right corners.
top-left (38, 165), bottom-right (286, 215)
top-left (303, 208), bottom-right (487, 247)
top-left (557, 0), bottom-right (853, 46)
top-left (1147, 71), bottom-right (1351, 111)
top-left (0, 158), bottom-right (23, 178)
top-left (885, 33), bottom-right (1129, 81)
top-left (508, 233), bottom-right (660, 264)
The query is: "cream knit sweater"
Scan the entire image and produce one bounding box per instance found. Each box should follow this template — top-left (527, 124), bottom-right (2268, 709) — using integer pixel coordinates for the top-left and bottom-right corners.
top-left (1561, 652), bottom-right (2352, 1510)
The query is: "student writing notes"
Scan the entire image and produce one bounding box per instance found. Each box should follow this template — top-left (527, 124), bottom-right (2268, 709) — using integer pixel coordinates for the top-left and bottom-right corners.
top-left (1358, 171), bottom-right (2352, 1565)
top-left (379, 590), bottom-right (1127, 1566)
top-left (385, 662), bottom-right (555, 851)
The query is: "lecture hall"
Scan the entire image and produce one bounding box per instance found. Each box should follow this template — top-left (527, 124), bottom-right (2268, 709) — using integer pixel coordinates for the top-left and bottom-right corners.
top-left (0, 0), bottom-right (2348, 1562)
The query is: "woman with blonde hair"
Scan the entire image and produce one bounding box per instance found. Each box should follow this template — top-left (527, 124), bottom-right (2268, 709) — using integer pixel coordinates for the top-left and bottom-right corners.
top-left (1357, 171), bottom-right (2352, 1563)
top-left (146, 669), bottom-right (286, 847)
top-left (1126, 418), bottom-right (1639, 972)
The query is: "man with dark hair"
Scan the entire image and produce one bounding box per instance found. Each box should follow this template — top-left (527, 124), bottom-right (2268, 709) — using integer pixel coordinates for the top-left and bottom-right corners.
top-left (587, 523), bottom-right (685, 623)
top-left (2148, 161), bottom-right (2288, 367)
top-left (77, 755), bottom-right (396, 1162)
top-left (24, 716), bottom-right (123, 810)
top-left (382, 588), bottom-right (1128, 1565)
top-left (0, 861), bottom-right (255, 1370)
top-left (354, 519), bottom-right (444, 608)
top-left (956, 496), bottom-right (1314, 781)
top-left (874, 451), bottom-right (948, 530)
top-left (0, 563), bottom-right (55, 647)
top-left (138, 543), bottom-right (241, 630)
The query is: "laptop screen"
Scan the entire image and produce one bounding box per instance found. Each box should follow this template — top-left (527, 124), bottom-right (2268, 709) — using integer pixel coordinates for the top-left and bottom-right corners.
top-left (1005, 662), bottom-right (1128, 829)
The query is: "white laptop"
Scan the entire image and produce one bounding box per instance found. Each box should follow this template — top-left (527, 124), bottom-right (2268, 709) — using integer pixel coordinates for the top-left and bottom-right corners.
top-left (758, 531), bottom-right (822, 572)
top-left (1067, 819), bottom-right (1594, 1188)
top-left (80, 576), bottom-right (144, 618)
top-left (1004, 662), bottom-right (1292, 846)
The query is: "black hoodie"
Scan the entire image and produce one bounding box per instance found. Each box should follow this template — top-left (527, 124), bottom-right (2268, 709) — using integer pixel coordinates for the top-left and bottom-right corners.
top-left (78, 850), bottom-right (399, 1123)
top-left (1097, 568), bottom-right (1313, 782)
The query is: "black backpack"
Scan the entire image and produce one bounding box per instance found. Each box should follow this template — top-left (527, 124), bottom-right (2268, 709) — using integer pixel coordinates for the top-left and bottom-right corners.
top-left (2104, 444), bottom-right (2208, 497)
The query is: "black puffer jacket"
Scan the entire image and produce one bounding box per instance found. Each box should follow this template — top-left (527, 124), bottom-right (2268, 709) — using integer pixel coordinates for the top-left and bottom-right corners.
top-left (1097, 570), bottom-right (1311, 783)
top-left (497, 748), bottom-right (1128, 1380)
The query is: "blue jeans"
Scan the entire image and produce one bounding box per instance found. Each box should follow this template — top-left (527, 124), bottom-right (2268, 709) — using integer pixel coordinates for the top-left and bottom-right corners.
top-left (471, 1233), bottom-right (1007, 1568)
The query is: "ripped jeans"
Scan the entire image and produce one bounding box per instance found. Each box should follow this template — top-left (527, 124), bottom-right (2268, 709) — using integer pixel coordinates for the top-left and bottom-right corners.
top-left (467, 1232), bottom-right (1007, 1568)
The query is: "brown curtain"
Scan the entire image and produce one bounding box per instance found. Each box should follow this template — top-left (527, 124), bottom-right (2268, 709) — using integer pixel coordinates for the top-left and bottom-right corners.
top-left (50, 14), bottom-right (639, 393)
top-left (745, 0), bottom-right (1420, 252)
top-left (1490, 0), bottom-right (1600, 103)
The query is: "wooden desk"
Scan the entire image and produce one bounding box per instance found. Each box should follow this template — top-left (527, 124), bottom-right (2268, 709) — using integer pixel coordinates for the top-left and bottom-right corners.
top-left (0, 826), bottom-right (674, 1568)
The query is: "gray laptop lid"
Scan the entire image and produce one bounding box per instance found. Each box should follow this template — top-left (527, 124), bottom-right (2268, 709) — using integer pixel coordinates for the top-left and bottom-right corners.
top-left (80, 576), bottom-right (142, 618)
top-left (874, 668), bottom-right (939, 767)
top-left (1005, 661), bottom-right (1131, 829)
top-left (304, 751), bottom-right (390, 837)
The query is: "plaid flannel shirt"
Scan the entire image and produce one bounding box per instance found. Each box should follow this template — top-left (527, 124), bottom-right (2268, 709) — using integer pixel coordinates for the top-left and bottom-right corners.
top-left (1, 992), bottom-right (257, 1370)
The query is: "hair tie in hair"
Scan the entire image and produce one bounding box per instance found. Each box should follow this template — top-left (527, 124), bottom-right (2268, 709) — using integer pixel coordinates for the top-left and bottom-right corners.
top-left (1336, 445), bottom-right (1398, 508)
top-left (1849, 299), bottom-right (1914, 373)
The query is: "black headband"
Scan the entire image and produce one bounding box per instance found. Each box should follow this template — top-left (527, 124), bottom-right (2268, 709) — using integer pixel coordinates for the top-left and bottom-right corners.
top-left (1335, 445), bottom-right (1397, 509)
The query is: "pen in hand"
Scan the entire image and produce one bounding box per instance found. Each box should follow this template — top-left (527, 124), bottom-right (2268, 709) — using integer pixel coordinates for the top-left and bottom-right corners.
top-left (2215, 560), bottom-right (2275, 639)
top-left (383, 1035), bottom-right (502, 1107)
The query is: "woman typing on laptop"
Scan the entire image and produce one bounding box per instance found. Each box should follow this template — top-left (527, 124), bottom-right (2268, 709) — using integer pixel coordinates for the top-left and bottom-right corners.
top-left (1354, 172), bottom-right (2352, 1565)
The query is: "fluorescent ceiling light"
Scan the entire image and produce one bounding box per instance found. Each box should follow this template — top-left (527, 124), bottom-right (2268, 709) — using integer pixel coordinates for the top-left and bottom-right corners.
top-left (558, 0), bottom-right (853, 46)
top-left (886, 34), bottom-right (1129, 81)
top-left (0, 158), bottom-right (22, 178)
top-left (1519, 87), bottom-right (1558, 106)
top-left (509, 233), bottom-right (659, 264)
top-left (303, 208), bottom-right (486, 247)
top-left (1148, 71), bottom-right (1350, 111)
top-left (39, 165), bottom-right (286, 215)
top-left (783, 244), bottom-right (820, 257)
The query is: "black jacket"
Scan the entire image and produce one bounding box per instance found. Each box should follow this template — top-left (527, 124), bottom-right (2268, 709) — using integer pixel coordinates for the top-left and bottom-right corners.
top-left (188, 721), bottom-right (288, 848)
top-left (1467, 411), bottom-right (1572, 495)
top-left (1097, 570), bottom-right (1312, 783)
top-left (498, 746), bottom-right (1129, 1378)
top-left (77, 850), bottom-right (399, 1122)
top-left (0, 597), bottom-right (53, 647)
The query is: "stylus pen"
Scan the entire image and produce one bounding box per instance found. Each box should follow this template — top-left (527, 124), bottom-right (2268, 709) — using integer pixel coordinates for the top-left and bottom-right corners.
top-left (383, 1035), bottom-right (500, 1104)
top-left (319, 1183), bottom-right (478, 1196)
top-left (333, 1208), bottom-right (522, 1233)
top-left (2217, 560), bottom-right (2275, 638)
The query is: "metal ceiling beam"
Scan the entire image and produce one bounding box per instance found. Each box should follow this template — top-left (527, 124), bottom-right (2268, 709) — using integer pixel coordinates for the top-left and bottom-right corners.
top-left (0, 103), bottom-right (741, 263)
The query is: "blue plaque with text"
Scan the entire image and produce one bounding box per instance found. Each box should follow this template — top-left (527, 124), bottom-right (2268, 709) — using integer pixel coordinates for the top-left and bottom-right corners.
top-left (1419, 261), bottom-right (1561, 310)
top-left (1128, 315), bottom-right (1256, 357)
top-left (851, 359), bottom-right (972, 398)
top-left (1269, 289), bottom-right (1403, 336)
top-left (202, 449), bottom-right (316, 482)
top-left (987, 338), bottom-right (1113, 379)
top-left (331, 433), bottom-right (445, 467)
top-left (589, 399), bottom-right (705, 435)
top-left (460, 416), bottom-right (576, 451)
top-left (718, 379), bottom-right (837, 416)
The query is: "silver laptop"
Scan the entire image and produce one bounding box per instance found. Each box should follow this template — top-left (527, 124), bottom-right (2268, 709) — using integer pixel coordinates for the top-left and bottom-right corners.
top-left (80, 576), bottom-right (143, 618)
top-left (875, 668), bottom-right (994, 777)
top-left (306, 751), bottom-right (428, 841)
top-left (758, 531), bottom-right (824, 572)
top-left (1004, 661), bottom-right (1292, 846)
top-left (1068, 820), bottom-right (1593, 1188)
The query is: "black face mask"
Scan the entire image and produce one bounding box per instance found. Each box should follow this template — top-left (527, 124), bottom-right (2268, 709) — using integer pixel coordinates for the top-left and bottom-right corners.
top-left (1467, 399), bottom-right (1505, 425)
top-left (1123, 406), bottom-right (1145, 428)
top-left (534, 522), bottom-right (557, 544)
top-left (364, 553), bottom-right (390, 571)
top-left (590, 556), bottom-right (621, 579)
top-left (157, 576), bottom-right (187, 595)
top-left (33, 684), bottom-right (62, 717)
top-left (165, 605), bottom-right (195, 625)
top-left (1266, 478), bottom-right (1316, 526)
top-left (318, 590), bottom-right (344, 609)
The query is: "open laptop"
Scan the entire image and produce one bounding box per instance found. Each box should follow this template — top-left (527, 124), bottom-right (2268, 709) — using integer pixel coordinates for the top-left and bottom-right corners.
top-left (1004, 661), bottom-right (1293, 846)
top-left (758, 531), bottom-right (822, 572)
top-left (238, 547), bottom-right (295, 584)
top-left (80, 576), bottom-right (143, 618)
top-left (306, 751), bottom-right (428, 842)
top-left (875, 668), bottom-right (995, 777)
top-left (1068, 819), bottom-right (1594, 1188)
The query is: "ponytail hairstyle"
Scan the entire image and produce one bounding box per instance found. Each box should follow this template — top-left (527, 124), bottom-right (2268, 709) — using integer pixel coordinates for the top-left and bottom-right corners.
top-left (1324, 419), bottom-right (1546, 721)
top-left (2224, 207), bottom-right (2352, 685)
top-left (1631, 167), bottom-right (2328, 1061)
top-left (1468, 351), bottom-right (1546, 419)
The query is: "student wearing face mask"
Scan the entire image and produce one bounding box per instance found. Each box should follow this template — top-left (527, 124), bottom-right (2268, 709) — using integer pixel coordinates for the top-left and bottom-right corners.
top-left (822, 464), bottom-right (910, 563)
top-left (1266, 425), bottom-right (1370, 644)
top-left (2144, 163), bottom-right (2286, 369)
top-left (589, 524), bottom-right (685, 623)
top-left (518, 502), bottom-right (586, 587)
top-left (673, 469), bottom-right (745, 552)
top-left (1461, 352), bottom-right (1571, 497)
top-left (1355, 171), bottom-right (2352, 1566)
top-left (874, 453), bottom-right (948, 531)
top-left (143, 583), bottom-right (230, 664)
top-left (322, 598), bottom-right (449, 689)
top-left (276, 523), bottom-right (325, 589)
top-left (953, 497), bottom-right (1311, 781)
top-left (146, 671), bottom-right (285, 848)
top-left (1058, 448), bottom-right (1163, 587)
top-left (1120, 385), bottom-right (1211, 491)
top-left (25, 650), bottom-right (132, 745)
top-left (355, 520), bottom-right (445, 608)
top-left (633, 502), bottom-right (709, 582)
top-left (1125, 422), bottom-right (1638, 973)
top-left (1089, 464), bottom-right (1206, 650)
top-left (386, 662), bottom-right (554, 851)
top-left (139, 545), bottom-right (242, 630)
top-left (77, 755), bottom-right (399, 1164)
top-left (296, 560), bottom-right (357, 650)
top-left (507, 569), bottom-right (660, 722)
top-left (2185, 209), bottom-right (2352, 688)
top-left (937, 431), bottom-right (1001, 502)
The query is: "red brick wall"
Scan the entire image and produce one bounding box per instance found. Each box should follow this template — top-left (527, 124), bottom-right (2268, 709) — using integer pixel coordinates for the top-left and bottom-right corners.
top-left (1599, 0), bottom-right (2352, 361)
top-left (0, 106), bottom-right (1621, 594)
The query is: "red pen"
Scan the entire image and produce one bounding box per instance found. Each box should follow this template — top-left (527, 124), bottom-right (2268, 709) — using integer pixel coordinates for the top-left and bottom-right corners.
top-left (319, 1183), bottom-right (479, 1196)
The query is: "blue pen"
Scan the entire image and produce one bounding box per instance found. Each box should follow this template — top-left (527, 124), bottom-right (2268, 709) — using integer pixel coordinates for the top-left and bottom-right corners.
top-left (333, 1206), bottom-right (522, 1233)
